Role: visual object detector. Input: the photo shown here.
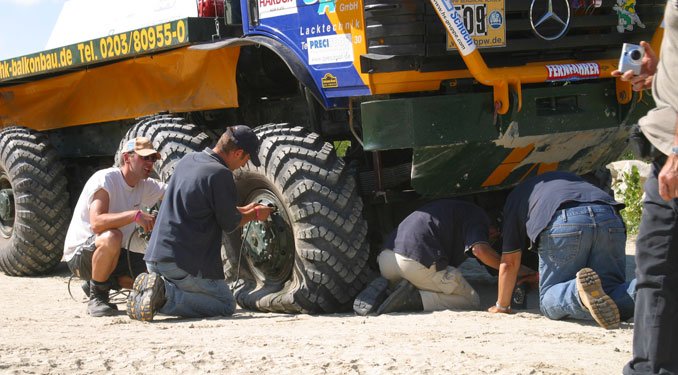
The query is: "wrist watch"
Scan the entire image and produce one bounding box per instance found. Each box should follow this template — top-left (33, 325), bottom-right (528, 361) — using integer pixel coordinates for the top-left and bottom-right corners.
top-left (671, 145), bottom-right (678, 155)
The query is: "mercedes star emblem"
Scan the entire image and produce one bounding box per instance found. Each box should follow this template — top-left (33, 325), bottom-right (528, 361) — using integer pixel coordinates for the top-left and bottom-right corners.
top-left (530, 0), bottom-right (571, 41)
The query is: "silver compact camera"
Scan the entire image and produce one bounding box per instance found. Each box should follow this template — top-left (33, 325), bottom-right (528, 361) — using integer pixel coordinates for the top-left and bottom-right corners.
top-left (618, 43), bottom-right (644, 75)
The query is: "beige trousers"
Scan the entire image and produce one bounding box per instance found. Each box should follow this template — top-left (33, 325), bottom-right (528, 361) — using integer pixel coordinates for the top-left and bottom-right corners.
top-left (377, 249), bottom-right (480, 311)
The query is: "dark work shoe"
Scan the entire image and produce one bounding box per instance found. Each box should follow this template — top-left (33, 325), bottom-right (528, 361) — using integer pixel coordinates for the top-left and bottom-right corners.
top-left (354, 276), bottom-right (389, 316)
top-left (87, 297), bottom-right (118, 317)
top-left (82, 280), bottom-right (122, 306)
top-left (376, 279), bottom-right (423, 315)
top-left (127, 272), bottom-right (166, 322)
top-left (82, 281), bottom-right (91, 297)
top-left (87, 281), bottom-right (118, 317)
top-left (576, 268), bottom-right (620, 329)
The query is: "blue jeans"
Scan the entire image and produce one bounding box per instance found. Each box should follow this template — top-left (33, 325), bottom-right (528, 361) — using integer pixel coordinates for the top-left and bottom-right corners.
top-left (538, 204), bottom-right (635, 321)
top-left (146, 261), bottom-right (236, 318)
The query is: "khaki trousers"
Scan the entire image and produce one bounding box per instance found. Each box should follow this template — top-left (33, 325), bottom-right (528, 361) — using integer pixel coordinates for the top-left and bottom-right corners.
top-left (378, 249), bottom-right (480, 311)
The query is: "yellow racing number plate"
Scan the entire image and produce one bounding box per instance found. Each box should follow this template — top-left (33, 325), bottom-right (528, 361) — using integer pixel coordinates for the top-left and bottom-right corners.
top-left (446, 0), bottom-right (506, 50)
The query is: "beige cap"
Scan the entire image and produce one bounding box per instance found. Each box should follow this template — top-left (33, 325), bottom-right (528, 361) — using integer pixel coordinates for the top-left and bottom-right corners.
top-left (123, 137), bottom-right (160, 157)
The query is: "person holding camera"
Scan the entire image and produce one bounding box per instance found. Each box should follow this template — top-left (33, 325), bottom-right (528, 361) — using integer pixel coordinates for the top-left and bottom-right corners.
top-left (613, 1), bottom-right (678, 373)
top-left (127, 126), bottom-right (274, 322)
top-left (63, 137), bottom-right (166, 317)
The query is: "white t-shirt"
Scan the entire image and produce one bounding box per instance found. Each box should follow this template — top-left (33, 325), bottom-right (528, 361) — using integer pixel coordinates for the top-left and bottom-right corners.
top-left (63, 167), bottom-right (166, 260)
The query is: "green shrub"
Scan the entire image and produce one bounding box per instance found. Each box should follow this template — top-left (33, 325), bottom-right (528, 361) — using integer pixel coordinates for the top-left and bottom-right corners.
top-left (620, 165), bottom-right (643, 234)
top-left (333, 140), bottom-right (351, 157)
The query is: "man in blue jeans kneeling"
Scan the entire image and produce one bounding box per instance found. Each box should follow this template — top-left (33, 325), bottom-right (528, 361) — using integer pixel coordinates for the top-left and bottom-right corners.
top-left (487, 171), bottom-right (635, 329)
top-left (126, 126), bottom-right (273, 321)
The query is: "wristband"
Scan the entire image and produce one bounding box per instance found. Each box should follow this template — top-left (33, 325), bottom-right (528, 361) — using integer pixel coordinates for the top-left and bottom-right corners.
top-left (134, 210), bottom-right (142, 223)
top-left (495, 301), bottom-right (511, 313)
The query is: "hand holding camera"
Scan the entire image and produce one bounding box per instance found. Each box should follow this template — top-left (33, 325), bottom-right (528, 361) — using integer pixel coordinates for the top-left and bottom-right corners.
top-left (618, 43), bottom-right (644, 75)
top-left (611, 41), bottom-right (658, 92)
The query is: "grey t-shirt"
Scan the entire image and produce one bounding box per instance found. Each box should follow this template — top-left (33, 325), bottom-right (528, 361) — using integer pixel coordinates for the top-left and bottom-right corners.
top-left (640, 1), bottom-right (678, 155)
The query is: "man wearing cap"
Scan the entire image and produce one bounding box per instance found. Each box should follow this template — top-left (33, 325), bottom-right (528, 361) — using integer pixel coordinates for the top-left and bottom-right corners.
top-left (128, 125), bottom-right (274, 321)
top-left (64, 137), bottom-right (166, 317)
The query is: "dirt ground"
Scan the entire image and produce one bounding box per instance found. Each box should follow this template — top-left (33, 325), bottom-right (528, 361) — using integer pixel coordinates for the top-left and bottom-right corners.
top-left (0, 240), bottom-right (637, 375)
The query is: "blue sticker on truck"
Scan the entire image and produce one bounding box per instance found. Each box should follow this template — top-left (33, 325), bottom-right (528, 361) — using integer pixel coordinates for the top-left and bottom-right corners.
top-left (249, 0), bottom-right (370, 102)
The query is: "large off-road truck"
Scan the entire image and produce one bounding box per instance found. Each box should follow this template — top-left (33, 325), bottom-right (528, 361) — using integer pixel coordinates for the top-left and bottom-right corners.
top-left (0, 0), bottom-right (663, 313)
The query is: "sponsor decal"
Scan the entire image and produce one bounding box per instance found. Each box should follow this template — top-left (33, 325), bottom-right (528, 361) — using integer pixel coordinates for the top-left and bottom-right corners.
top-left (545, 62), bottom-right (600, 81)
top-left (1, 19), bottom-right (189, 82)
top-left (307, 34), bottom-right (353, 65)
top-left (298, 19), bottom-right (360, 37)
top-left (338, 1), bottom-right (359, 12)
top-left (613, 0), bottom-right (645, 33)
top-left (303, 0), bottom-right (336, 15)
top-left (444, 0), bottom-right (505, 52)
top-left (321, 73), bottom-right (338, 88)
top-left (429, 0), bottom-right (476, 55)
top-left (488, 10), bottom-right (503, 29)
top-left (259, 0), bottom-right (297, 19)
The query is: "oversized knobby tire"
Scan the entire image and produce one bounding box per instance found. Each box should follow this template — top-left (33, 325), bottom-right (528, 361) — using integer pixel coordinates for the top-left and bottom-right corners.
top-left (223, 124), bottom-right (369, 313)
top-left (115, 114), bottom-right (213, 180)
top-left (0, 127), bottom-right (70, 276)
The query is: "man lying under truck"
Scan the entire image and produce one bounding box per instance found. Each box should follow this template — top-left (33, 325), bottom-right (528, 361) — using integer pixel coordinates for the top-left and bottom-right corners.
top-left (488, 171), bottom-right (635, 329)
top-left (63, 137), bottom-right (166, 317)
top-left (354, 199), bottom-right (537, 315)
top-left (127, 125), bottom-right (274, 322)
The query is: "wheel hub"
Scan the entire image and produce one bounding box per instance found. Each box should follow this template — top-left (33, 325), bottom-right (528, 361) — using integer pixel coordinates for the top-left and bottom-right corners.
top-left (241, 193), bottom-right (294, 284)
top-left (0, 172), bottom-right (15, 238)
top-left (242, 221), bottom-right (278, 263)
top-left (0, 188), bottom-right (14, 222)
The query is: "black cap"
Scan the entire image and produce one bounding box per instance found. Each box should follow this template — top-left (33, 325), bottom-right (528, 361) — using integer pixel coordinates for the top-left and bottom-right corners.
top-left (227, 125), bottom-right (261, 167)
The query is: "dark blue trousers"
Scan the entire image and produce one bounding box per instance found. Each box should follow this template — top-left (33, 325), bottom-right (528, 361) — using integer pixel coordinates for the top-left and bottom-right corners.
top-left (624, 161), bottom-right (678, 375)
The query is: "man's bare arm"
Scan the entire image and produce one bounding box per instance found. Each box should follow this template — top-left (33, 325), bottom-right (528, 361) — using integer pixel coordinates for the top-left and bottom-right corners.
top-left (488, 250), bottom-right (521, 314)
top-left (472, 243), bottom-right (535, 276)
top-left (89, 189), bottom-right (154, 233)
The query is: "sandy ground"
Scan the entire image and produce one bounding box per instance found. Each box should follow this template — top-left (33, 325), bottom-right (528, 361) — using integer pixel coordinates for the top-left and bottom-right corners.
top-left (0, 240), bottom-right (637, 375)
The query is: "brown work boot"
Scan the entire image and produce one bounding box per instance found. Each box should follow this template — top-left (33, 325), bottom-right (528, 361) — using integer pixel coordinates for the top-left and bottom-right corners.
top-left (576, 268), bottom-right (620, 329)
top-left (376, 279), bottom-right (423, 315)
top-left (126, 272), bottom-right (166, 322)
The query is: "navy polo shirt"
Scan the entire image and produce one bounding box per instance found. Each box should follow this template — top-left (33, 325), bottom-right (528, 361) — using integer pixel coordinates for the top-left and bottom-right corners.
top-left (383, 199), bottom-right (490, 271)
top-left (502, 171), bottom-right (623, 254)
top-left (145, 149), bottom-right (242, 279)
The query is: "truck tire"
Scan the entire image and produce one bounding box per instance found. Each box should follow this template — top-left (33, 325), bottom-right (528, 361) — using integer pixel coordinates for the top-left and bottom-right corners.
top-left (223, 124), bottom-right (369, 313)
top-left (0, 127), bottom-right (70, 276)
top-left (115, 114), bottom-right (212, 180)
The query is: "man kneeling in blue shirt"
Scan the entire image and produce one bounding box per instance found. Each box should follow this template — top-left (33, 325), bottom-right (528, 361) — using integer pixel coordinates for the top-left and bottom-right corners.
top-left (354, 199), bottom-right (536, 315)
top-left (126, 126), bottom-right (274, 321)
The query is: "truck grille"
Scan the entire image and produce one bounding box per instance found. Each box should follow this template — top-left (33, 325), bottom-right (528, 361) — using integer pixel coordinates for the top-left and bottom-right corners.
top-left (363, 0), bottom-right (665, 73)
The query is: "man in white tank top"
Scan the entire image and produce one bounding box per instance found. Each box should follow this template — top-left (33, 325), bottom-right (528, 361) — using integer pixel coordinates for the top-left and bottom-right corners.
top-left (63, 137), bottom-right (166, 317)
